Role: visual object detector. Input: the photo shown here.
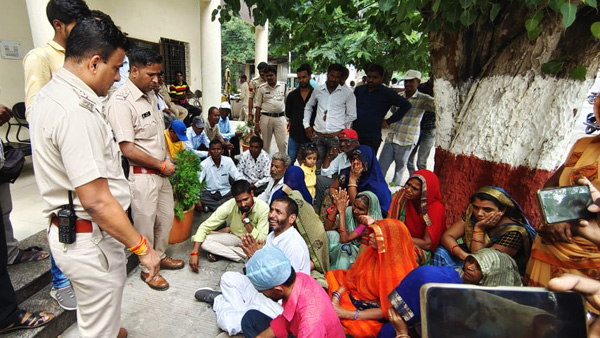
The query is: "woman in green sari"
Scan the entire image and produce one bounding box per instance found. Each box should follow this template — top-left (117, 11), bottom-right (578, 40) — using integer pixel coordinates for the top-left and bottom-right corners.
top-left (325, 189), bottom-right (383, 270)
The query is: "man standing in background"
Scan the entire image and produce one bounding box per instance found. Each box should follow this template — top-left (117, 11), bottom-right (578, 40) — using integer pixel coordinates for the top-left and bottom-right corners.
top-left (238, 74), bottom-right (249, 121)
top-left (286, 63), bottom-right (313, 163)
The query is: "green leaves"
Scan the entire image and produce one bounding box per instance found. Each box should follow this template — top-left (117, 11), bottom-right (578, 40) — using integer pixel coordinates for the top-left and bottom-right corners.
top-left (585, 0), bottom-right (598, 8)
top-left (591, 22), bottom-right (600, 38)
top-left (560, 2), bottom-right (577, 28)
top-left (525, 11), bottom-right (544, 40)
top-left (489, 3), bottom-right (501, 21)
top-left (378, 0), bottom-right (395, 12)
top-left (570, 66), bottom-right (587, 80)
top-left (542, 60), bottom-right (563, 74)
top-left (549, 0), bottom-right (565, 12)
top-left (460, 8), bottom-right (478, 26)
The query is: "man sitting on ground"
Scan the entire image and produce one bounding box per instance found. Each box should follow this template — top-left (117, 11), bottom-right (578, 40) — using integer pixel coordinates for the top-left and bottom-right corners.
top-left (188, 180), bottom-right (268, 266)
top-left (314, 128), bottom-right (360, 211)
top-left (241, 246), bottom-right (345, 337)
top-left (258, 152), bottom-right (290, 205)
top-left (194, 197), bottom-right (311, 335)
top-left (197, 139), bottom-right (243, 212)
top-left (237, 136), bottom-right (271, 196)
top-left (184, 116), bottom-right (209, 159)
top-left (164, 120), bottom-right (188, 159)
top-left (206, 106), bottom-right (234, 152)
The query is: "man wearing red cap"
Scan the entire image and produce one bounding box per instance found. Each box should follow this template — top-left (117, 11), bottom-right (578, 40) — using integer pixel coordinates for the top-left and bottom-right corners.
top-left (314, 128), bottom-right (360, 211)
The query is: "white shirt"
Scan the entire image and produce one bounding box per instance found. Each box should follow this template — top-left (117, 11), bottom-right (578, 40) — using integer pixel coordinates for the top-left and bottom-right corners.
top-left (258, 177), bottom-right (284, 204)
top-left (237, 150), bottom-right (271, 187)
top-left (303, 84), bottom-right (356, 133)
top-left (320, 152), bottom-right (351, 178)
top-left (199, 156), bottom-right (243, 195)
top-left (266, 227), bottom-right (311, 274)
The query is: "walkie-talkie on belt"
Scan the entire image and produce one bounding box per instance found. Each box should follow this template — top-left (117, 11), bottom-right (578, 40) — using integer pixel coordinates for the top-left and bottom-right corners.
top-left (58, 191), bottom-right (77, 244)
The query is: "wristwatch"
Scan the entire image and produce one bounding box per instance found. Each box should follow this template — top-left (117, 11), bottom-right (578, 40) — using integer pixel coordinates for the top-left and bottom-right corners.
top-left (242, 217), bottom-right (251, 225)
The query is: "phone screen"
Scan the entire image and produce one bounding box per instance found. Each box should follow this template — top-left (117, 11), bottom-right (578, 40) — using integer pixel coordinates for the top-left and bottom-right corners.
top-left (538, 185), bottom-right (594, 224)
top-left (422, 285), bottom-right (587, 338)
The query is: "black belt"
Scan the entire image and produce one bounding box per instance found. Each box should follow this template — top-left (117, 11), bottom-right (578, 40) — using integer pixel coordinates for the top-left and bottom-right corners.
top-left (261, 112), bottom-right (284, 117)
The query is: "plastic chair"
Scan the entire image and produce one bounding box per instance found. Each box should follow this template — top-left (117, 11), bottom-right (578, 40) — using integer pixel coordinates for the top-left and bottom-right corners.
top-left (5, 102), bottom-right (29, 143)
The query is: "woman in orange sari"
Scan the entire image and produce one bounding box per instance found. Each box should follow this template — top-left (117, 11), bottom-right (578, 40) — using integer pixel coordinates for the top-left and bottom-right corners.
top-left (326, 218), bottom-right (417, 338)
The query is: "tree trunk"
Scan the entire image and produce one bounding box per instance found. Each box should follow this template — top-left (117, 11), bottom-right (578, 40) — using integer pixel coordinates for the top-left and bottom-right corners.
top-left (429, 3), bottom-right (600, 227)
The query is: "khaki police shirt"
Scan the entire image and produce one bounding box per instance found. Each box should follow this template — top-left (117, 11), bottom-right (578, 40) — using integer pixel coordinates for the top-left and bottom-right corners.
top-left (106, 79), bottom-right (166, 166)
top-left (249, 76), bottom-right (265, 99)
top-left (29, 68), bottom-right (130, 220)
top-left (254, 81), bottom-right (286, 114)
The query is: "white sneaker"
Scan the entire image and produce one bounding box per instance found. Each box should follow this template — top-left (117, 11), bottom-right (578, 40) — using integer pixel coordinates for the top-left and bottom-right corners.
top-left (50, 285), bottom-right (77, 311)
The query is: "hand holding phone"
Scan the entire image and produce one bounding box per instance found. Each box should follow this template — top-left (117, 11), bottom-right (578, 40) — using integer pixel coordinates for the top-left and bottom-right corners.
top-left (537, 185), bottom-right (595, 224)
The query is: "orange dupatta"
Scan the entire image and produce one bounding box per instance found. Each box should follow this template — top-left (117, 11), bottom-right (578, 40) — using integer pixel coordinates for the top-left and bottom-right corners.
top-left (326, 218), bottom-right (418, 338)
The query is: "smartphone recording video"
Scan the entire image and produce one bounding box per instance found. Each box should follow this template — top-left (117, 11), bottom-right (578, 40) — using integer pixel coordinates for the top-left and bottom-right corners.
top-left (537, 185), bottom-right (595, 224)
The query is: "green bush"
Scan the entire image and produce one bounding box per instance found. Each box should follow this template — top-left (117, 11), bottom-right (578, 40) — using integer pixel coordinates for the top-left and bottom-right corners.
top-left (169, 149), bottom-right (205, 220)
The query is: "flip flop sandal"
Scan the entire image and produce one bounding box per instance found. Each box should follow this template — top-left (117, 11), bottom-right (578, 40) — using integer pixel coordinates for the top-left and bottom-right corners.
top-left (13, 246), bottom-right (50, 264)
top-left (0, 310), bottom-right (55, 333)
top-left (207, 253), bottom-right (220, 262)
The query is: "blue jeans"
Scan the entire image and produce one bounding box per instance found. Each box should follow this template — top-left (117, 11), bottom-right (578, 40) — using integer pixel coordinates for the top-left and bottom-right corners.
top-left (313, 134), bottom-right (339, 173)
top-left (378, 141), bottom-right (415, 185)
top-left (241, 309), bottom-right (273, 338)
top-left (50, 254), bottom-right (71, 289)
top-left (288, 137), bottom-right (311, 166)
top-left (407, 128), bottom-right (436, 175)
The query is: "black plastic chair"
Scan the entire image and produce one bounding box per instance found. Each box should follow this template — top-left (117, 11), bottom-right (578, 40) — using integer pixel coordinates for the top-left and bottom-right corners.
top-left (6, 102), bottom-right (29, 143)
top-left (5, 102), bottom-right (31, 156)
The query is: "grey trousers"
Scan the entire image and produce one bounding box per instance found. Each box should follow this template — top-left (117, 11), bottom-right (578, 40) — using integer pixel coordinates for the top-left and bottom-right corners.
top-left (1, 183), bottom-right (18, 263)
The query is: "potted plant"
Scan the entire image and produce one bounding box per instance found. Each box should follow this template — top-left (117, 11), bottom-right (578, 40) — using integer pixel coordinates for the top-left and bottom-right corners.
top-left (168, 149), bottom-right (205, 243)
top-left (236, 121), bottom-right (255, 151)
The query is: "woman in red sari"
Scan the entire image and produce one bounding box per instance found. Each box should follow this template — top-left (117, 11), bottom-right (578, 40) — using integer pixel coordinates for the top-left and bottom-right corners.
top-left (388, 169), bottom-right (446, 265)
top-left (326, 218), bottom-right (417, 338)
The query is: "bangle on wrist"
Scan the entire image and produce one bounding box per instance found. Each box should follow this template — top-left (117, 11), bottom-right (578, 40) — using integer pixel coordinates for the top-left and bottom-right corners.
top-left (190, 251), bottom-right (199, 256)
top-left (332, 291), bottom-right (341, 301)
top-left (160, 160), bottom-right (167, 173)
top-left (347, 184), bottom-right (358, 188)
top-left (473, 230), bottom-right (484, 235)
top-left (450, 244), bottom-right (460, 256)
top-left (395, 335), bottom-right (410, 338)
top-left (471, 238), bottom-right (484, 244)
top-left (128, 235), bottom-right (149, 256)
top-left (352, 309), bottom-right (359, 320)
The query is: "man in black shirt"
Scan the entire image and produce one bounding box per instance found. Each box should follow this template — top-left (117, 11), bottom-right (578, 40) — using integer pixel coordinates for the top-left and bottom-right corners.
top-left (285, 64), bottom-right (314, 164)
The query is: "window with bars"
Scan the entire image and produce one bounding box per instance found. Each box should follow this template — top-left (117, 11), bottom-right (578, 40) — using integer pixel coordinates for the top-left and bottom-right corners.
top-left (160, 38), bottom-right (189, 85)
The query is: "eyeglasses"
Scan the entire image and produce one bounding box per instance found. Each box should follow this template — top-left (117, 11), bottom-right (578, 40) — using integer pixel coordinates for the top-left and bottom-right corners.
top-left (340, 138), bottom-right (356, 144)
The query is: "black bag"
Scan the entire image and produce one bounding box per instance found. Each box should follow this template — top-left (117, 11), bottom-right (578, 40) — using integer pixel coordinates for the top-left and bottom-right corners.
top-left (0, 145), bottom-right (25, 183)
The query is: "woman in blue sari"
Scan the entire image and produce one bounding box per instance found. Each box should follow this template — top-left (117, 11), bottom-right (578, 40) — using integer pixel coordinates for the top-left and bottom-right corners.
top-left (329, 145), bottom-right (391, 215)
top-left (432, 186), bottom-right (536, 275)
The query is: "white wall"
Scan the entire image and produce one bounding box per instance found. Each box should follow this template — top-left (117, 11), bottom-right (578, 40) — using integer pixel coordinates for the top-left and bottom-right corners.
top-left (0, 0), bottom-right (204, 106)
top-left (0, 0), bottom-right (34, 106)
top-left (87, 0), bottom-right (203, 91)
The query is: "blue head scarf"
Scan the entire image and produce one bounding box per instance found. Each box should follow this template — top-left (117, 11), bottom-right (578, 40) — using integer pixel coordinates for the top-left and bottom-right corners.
top-left (271, 166), bottom-right (313, 205)
top-left (339, 145), bottom-right (391, 214)
top-left (388, 266), bottom-right (462, 326)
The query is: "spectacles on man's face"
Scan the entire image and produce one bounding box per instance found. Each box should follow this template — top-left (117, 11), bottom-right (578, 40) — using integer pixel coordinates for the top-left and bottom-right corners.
top-left (340, 138), bottom-right (356, 144)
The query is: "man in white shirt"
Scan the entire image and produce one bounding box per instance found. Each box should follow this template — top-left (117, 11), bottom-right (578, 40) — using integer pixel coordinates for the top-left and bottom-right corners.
top-left (258, 152), bottom-right (290, 205)
top-left (238, 74), bottom-right (249, 121)
top-left (194, 197), bottom-right (310, 336)
top-left (197, 139), bottom-right (243, 212)
top-left (237, 136), bottom-right (271, 195)
top-left (303, 63), bottom-right (356, 172)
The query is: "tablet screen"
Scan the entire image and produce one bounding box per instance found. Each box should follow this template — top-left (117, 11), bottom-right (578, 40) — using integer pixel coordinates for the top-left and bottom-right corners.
top-left (422, 285), bottom-right (587, 338)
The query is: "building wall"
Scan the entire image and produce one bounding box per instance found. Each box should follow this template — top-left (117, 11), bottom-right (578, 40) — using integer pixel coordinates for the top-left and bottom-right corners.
top-left (0, 0), bottom-right (34, 106)
top-left (87, 0), bottom-right (203, 91)
top-left (0, 0), bottom-right (204, 106)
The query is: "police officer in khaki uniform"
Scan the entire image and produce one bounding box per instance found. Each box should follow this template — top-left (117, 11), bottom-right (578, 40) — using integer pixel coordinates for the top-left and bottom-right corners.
top-left (29, 18), bottom-right (160, 338)
top-left (106, 47), bottom-right (184, 291)
top-left (254, 65), bottom-right (288, 154)
top-left (248, 61), bottom-right (268, 123)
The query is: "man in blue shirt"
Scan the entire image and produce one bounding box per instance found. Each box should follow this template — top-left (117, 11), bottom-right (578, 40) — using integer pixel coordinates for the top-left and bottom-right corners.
top-left (184, 116), bottom-right (209, 159)
top-left (219, 101), bottom-right (242, 159)
top-left (197, 139), bottom-right (243, 212)
top-left (353, 64), bottom-right (412, 153)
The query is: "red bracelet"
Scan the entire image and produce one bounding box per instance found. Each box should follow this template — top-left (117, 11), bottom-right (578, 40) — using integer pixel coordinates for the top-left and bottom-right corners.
top-left (450, 244), bottom-right (460, 255)
top-left (160, 161), bottom-right (167, 173)
top-left (190, 251), bottom-right (199, 256)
